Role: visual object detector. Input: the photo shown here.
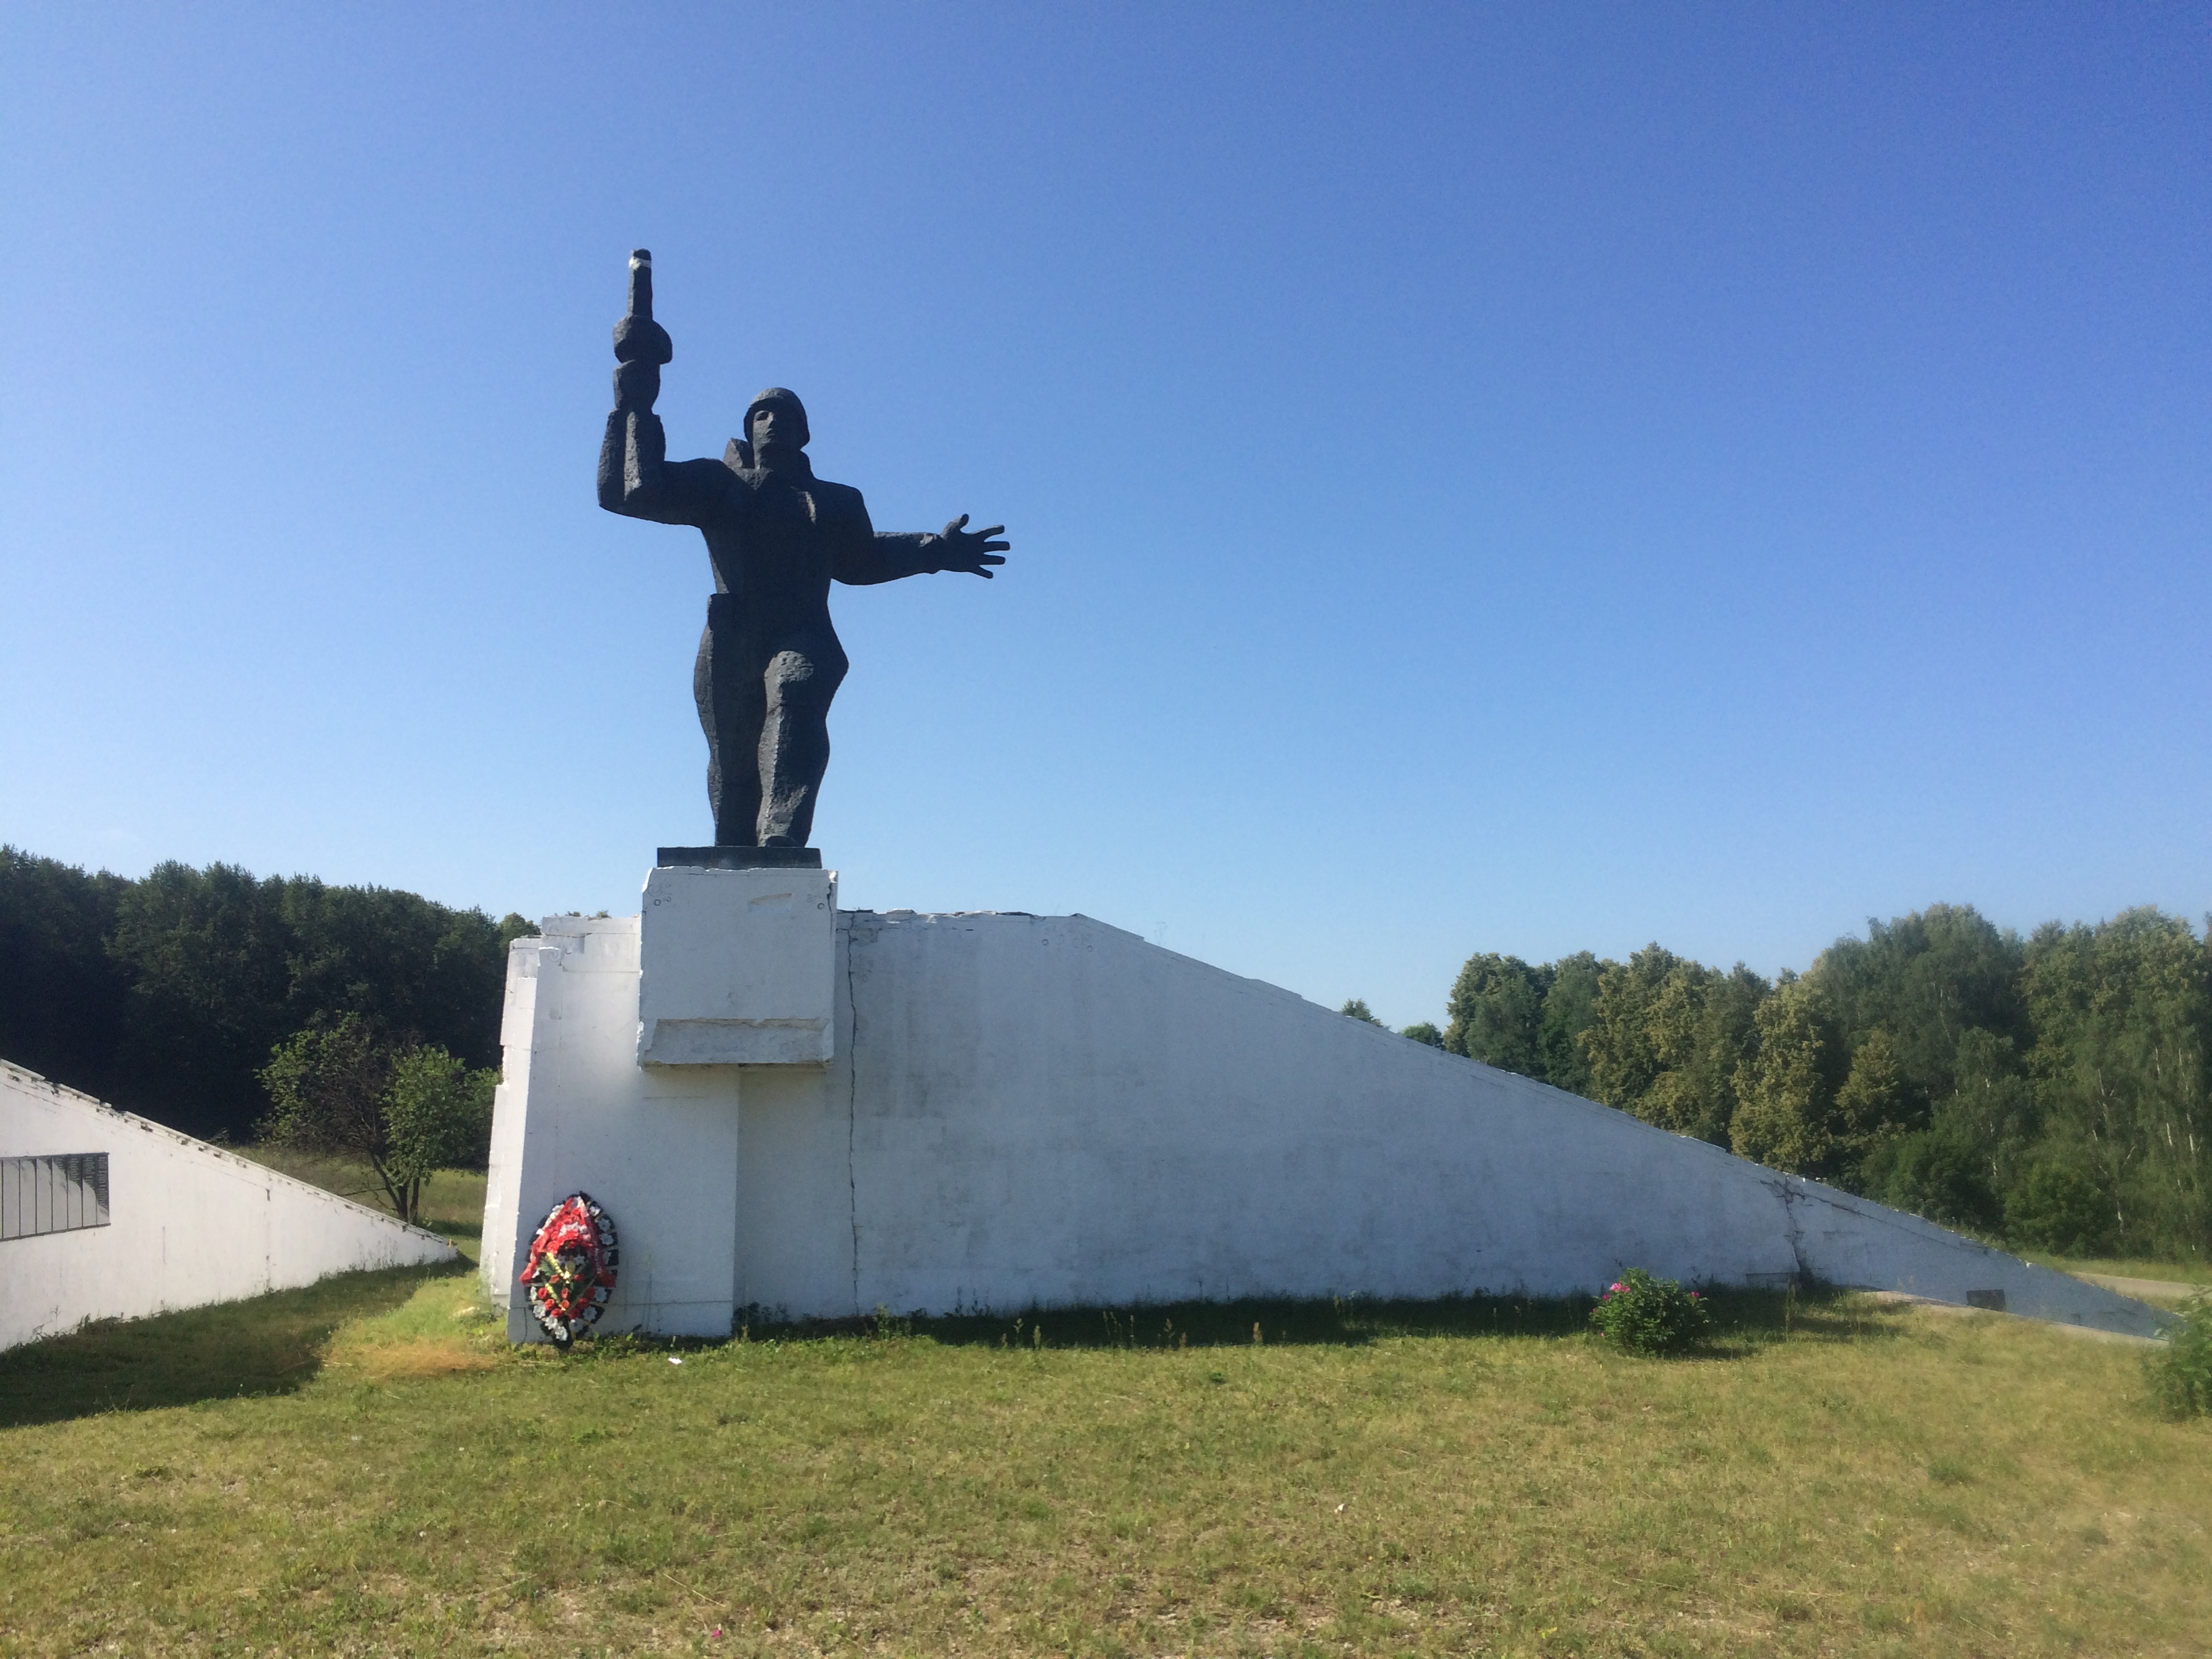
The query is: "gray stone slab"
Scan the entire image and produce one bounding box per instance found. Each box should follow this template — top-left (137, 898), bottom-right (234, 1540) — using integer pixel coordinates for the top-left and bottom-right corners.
top-left (657, 846), bottom-right (822, 869)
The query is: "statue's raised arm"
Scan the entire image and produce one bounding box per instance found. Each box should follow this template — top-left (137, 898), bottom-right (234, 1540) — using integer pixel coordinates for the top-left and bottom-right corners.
top-left (596, 251), bottom-right (726, 528)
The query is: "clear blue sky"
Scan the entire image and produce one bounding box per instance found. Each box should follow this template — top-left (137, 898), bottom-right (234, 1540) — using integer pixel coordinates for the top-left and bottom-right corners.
top-left (3, 5), bottom-right (2207, 1027)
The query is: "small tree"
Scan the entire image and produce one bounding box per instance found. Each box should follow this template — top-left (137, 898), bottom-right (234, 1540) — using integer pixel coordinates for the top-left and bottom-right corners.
top-left (383, 1046), bottom-right (497, 1223)
top-left (262, 1015), bottom-right (389, 1192)
top-left (260, 1015), bottom-right (494, 1224)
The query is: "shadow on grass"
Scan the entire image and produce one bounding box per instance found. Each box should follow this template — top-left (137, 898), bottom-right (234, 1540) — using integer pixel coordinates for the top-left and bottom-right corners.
top-left (0, 1257), bottom-right (471, 1429)
top-left (735, 1284), bottom-right (1885, 1355)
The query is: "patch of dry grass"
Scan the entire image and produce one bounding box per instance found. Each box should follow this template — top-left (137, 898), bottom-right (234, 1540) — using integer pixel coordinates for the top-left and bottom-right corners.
top-left (322, 1279), bottom-right (503, 1385)
top-left (3, 1267), bottom-right (2209, 1657)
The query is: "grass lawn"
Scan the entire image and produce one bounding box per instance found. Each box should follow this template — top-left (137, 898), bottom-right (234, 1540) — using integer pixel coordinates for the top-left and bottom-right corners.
top-left (3, 1263), bottom-right (2209, 1658)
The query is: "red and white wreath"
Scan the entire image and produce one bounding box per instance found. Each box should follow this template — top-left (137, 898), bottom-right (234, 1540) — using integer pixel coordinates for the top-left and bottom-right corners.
top-left (520, 1191), bottom-right (618, 1344)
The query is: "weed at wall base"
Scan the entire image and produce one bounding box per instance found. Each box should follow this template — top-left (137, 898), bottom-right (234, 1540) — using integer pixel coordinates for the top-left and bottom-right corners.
top-left (2146, 1290), bottom-right (2212, 1418)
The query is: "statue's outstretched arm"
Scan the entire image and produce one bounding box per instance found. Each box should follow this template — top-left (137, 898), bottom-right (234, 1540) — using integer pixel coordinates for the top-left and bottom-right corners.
top-left (836, 513), bottom-right (1010, 586)
top-left (596, 250), bottom-right (724, 528)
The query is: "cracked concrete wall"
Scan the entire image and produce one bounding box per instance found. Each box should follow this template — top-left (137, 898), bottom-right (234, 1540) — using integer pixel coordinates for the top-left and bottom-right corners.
top-left (820, 913), bottom-right (2157, 1336)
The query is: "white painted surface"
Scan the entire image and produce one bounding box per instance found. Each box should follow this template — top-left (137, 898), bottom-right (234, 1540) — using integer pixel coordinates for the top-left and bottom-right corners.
top-left (484, 897), bottom-right (2168, 1343)
top-left (638, 866), bottom-right (838, 1065)
top-left (1, 1061), bottom-right (455, 1352)
top-left (483, 916), bottom-right (742, 1342)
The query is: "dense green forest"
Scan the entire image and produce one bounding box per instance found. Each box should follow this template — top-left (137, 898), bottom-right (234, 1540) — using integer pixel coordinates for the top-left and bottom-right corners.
top-left (1423, 903), bottom-right (2211, 1261)
top-left (0, 846), bottom-right (534, 1143)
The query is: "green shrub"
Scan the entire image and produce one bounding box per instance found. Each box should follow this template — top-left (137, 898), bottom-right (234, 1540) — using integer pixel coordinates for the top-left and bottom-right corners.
top-left (1865, 1127), bottom-right (2003, 1235)
top-left (1589, 1268), bottom-right (1713, 1355)
top-left (2004, 1159), bottom-right (2114, 1255)
top-left (2146, 1290), bottom-right (2212, 1420)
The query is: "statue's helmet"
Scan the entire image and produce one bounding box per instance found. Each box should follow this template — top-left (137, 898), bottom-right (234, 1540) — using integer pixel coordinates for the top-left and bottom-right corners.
top-left (743, 387), bottom-right (809, 447)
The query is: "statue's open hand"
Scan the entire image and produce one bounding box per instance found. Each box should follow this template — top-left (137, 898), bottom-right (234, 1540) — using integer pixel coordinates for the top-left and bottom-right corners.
top-left (932, 514), bottom-right (1010, 578)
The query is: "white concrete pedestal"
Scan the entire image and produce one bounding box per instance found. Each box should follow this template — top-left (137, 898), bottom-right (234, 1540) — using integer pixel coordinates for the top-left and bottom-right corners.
top-left (481, 862), bottom-right (836, 1343)
top-left (638, 865), bottom-right (837, 1065)
top-left (483, 878), bottom-right (2168, 1343)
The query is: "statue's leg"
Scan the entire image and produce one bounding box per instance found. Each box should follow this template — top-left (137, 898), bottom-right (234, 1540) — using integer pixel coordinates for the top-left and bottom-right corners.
top-left (696, 602), bottom-right (769, 845)
top-left (755, 631), bottom-right (849, 846)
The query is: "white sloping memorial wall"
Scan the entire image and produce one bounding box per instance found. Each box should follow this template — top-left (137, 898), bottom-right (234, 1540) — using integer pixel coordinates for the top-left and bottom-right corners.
top-left (2, 1061), bottom-right (457, 1351)
top-left (483, 868), bottom-right (2165, 1343)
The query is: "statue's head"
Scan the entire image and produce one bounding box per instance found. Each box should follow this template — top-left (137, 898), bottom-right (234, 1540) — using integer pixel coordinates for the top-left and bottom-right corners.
top-left (743, 388), bottom-right (809, 464)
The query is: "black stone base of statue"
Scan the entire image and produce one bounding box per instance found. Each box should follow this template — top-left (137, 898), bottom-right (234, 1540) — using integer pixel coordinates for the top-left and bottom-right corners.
top-left (657, 845), bottom-right (823, 869)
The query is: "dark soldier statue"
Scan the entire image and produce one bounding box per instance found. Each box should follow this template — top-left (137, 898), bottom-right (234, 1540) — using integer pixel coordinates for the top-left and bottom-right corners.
top-left (598, 250), bottom-right (1008, 848)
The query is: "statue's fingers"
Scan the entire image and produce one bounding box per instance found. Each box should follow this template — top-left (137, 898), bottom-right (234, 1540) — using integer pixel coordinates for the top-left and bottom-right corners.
top-left (974, 525), bottom-right (1006, 539)
top-left (945, 513), bottom-right (970, 535)
top-left (980, 553), bottom-right (1007, 565)
top-left (981, 541), bottom-right (1010, 554)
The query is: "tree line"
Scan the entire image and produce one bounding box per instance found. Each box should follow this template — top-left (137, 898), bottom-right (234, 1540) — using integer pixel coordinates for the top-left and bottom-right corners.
top-left (1383, 903), bottom-right (2210, 1261)
top-left (0, 846), bottom-right (534, 1160)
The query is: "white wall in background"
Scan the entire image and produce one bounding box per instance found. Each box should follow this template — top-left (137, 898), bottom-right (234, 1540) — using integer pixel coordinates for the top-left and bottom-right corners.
top-left (1, 1063), bottom-right (456, 1351)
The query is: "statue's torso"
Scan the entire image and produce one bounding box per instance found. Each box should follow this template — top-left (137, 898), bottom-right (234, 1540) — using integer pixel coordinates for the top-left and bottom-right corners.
top-left (699, 464), bottom-right (867, 633)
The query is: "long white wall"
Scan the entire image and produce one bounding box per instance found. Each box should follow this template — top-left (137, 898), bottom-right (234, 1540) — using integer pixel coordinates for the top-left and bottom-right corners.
top-left (3, 1061), bottom-right (457, 1351)
top-left (483, 905), bottom-right (2166, 1341)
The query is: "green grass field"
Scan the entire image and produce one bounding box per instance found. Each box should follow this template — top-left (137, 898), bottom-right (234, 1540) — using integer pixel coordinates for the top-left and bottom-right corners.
top-left (4, 1248), bottom-right (2209, 1658)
